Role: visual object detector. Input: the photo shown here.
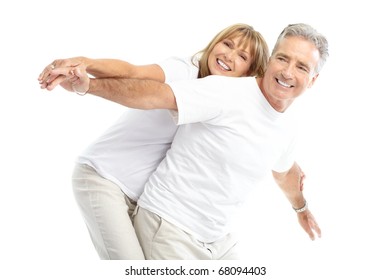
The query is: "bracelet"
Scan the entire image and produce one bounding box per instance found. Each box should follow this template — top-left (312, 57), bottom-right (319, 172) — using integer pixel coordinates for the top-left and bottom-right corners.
top-left (293, 200), bottom-right (307, 213)
top-left (72, 84), bottom-right (88, 96)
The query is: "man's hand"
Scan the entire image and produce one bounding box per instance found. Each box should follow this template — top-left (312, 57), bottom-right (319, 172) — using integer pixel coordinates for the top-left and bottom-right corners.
top-left (273, 162), bottom-right (321, 240)
top-left (299, 169), bottom-right (306, 191)
top-left (297, 208), bottom-right (321, 240)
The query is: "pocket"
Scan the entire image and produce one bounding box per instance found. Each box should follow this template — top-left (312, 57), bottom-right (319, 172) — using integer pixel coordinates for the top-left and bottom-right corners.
top-left (132, 205), bottom-right (139, 217)
top-left (127, 197), bottom-right (138, 218)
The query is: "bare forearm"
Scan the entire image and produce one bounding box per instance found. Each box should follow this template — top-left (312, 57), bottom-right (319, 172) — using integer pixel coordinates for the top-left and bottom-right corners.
top-left (84, 58), bottom-right (136, 78)
top-left (83, 57), bottom-right (164, 80)
top-left (273, 163), bottom-right (321, 240)
top-left (88, 78), bottom-right (177, 110)
top-left (273, 162), bottom-right (306, 209)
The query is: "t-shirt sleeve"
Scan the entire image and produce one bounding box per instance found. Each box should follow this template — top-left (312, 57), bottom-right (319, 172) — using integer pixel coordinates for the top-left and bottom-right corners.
top-left (272, 134), bottom-right (296, 173)
top-left (168, 75), bottom-right (232, 125)
top-left (158, 56), bottom-right (199, 82)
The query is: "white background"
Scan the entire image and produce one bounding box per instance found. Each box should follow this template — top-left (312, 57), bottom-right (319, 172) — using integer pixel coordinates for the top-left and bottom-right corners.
top-left (1, 0), bottom-right (389, 279)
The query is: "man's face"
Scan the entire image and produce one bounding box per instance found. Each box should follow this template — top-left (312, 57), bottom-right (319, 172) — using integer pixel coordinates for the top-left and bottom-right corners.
top-left (261, 36), bottom-right (320, 112)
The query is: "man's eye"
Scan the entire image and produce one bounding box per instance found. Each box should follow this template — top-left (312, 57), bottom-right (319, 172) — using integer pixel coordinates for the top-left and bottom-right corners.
top-left (298, 66), bottom-right (308, 72)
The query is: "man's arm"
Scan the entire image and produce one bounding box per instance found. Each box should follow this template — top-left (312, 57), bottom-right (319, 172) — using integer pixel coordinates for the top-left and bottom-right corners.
top-left (272, 162), bottom-right (321, 240)
top-left (42, 65), bottom-right (177, 110)
top-left (88, 77), bottom-right (177, 110)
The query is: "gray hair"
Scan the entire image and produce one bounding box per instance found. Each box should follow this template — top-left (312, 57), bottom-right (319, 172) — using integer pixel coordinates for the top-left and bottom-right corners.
top-left (273, 23), bottom-right (329, 74)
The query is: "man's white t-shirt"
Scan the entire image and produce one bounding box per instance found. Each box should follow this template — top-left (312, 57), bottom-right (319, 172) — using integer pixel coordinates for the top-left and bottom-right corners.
top-left (76, 57), bottom-right (199, 200)
top-left (138, 75), bottom-right (296, 243)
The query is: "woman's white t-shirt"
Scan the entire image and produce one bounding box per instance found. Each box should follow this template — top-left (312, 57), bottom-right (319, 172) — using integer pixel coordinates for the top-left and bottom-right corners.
top-left (76, 57), bottom-right (199, 200)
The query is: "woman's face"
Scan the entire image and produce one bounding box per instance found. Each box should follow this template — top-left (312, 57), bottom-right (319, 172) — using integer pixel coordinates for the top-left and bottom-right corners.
top-left (208, 36), bottom-right (253, 77)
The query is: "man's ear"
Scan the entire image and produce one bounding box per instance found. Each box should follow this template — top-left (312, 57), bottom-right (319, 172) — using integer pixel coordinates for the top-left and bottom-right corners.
top-left (307, 73), bottom-right (319, 89)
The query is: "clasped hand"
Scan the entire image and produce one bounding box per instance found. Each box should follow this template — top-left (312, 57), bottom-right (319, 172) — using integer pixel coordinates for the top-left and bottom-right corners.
top-left (38, 59), bottom-right (89, 94)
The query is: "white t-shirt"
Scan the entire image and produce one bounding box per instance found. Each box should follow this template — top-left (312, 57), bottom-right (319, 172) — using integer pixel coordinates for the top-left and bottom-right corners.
top-left (138, 75), bottom-right (296, 243)
top-left (76, 57), bottom-right (199, 200)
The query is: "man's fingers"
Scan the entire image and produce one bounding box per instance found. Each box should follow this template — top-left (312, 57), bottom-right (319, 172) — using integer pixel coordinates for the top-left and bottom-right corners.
top-left (311, 220), bottom-right (321, 238)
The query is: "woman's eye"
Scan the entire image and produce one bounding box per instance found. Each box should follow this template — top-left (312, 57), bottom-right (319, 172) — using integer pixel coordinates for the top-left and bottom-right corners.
top-left (224, 41), bottom-right (232, 48)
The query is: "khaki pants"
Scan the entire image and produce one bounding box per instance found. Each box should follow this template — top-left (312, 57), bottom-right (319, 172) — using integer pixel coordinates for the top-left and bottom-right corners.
top-left (134, 206), bottom-right (239, 260)
top-left (72, 163), bottom-right (145, 260)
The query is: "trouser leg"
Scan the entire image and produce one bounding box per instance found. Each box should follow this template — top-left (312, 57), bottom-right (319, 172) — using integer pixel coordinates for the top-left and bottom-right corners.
top-left (72, 163), bottom-right (145, 260)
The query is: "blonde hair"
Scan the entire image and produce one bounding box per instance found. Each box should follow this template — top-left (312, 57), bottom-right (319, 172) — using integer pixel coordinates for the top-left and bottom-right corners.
top-left (193, 23), bottom-right (269, 78)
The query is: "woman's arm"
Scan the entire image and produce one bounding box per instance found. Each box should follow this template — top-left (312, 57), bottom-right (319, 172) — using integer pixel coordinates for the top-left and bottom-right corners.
top-left (78, 57), bottom-right (165, 80)
top-left (38, 56), bottom-right (165, 90)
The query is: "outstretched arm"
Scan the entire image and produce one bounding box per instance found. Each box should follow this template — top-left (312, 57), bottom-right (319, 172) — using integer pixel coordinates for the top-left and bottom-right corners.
top-left (272, 162), bottom-right (321, 240)
top-left (41, 65), bottom-right (177, 110)
top-left (88, 77), bottom-right (177, 110)
top-left (38, 57), bottom-right (164, 91)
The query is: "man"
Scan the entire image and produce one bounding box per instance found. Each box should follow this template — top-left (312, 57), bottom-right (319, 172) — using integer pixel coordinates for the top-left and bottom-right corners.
top-left (42, 23), bottom-right (328, 259)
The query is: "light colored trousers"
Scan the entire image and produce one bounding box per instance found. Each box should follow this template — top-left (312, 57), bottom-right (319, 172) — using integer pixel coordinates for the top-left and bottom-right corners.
top-left (72, 163), bottom-right (239, 260)
top-left (134, 206), bottom-right (239, 260)
top-left (72, 163), bottom-right (145, 260)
